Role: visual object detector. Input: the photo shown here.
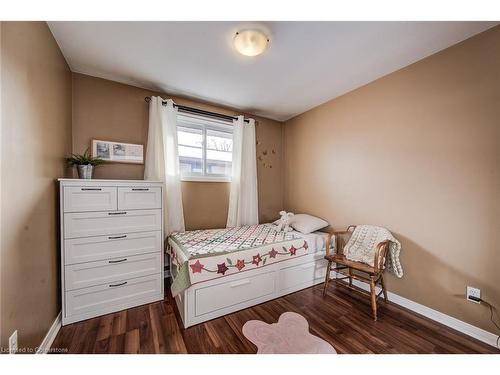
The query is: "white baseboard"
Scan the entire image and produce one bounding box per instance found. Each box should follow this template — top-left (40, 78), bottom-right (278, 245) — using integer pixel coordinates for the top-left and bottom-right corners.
top-left (332, 272), bottom-right (499, 349)
top-left (36, 311), bottom-right (62, 354)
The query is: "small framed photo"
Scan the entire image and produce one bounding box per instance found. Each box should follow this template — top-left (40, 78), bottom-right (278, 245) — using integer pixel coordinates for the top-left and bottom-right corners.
top-left (91, 139), bottom-right (144, 164)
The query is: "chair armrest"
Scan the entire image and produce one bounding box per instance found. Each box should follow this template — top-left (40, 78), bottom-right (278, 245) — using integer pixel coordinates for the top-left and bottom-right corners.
top-left (373, 240), bottom-right (390, 272)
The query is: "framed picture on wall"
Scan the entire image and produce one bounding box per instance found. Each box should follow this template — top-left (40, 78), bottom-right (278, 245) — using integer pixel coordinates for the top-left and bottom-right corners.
top-left (91, 139), bottom-right (144, 164)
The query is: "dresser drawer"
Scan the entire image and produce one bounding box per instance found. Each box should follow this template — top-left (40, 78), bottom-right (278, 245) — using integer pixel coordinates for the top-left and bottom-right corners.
top-left (64, 231), bottom-right (162, 265)
top-left (195, 271), bottom-right (275, 316)
top-left (118, 187), bottom-right (162, 210)
top-left (63, 186), bottom-right (117, 212)
top-left (64, 209), bottom-right (162, 238)
top-left (277, 258), bottom-right (328, 293)
top-left (65, 252), bottom-right (162, 291)
top-left (65, 274), bottom-right (162, 319)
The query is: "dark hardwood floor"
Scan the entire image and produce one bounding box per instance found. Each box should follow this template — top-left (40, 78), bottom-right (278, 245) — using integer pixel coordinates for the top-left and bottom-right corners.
top-left (51, 282), bottom-right (500, 354)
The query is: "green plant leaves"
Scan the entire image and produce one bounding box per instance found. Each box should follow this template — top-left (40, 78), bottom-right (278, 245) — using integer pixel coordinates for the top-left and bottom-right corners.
top-left (66, 148), bottom-right (105, 166)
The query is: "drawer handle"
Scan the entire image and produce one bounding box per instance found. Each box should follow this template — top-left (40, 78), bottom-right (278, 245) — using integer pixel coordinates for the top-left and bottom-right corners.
top-left (131, 188), bottom-right (149, 191)
top-left (109, 281), bottom-right (127, 287)
top-left (108, 235), bottom-right (127, 240)
top-left (109, 258), bottom-right (127, 264)
top-left (108, 212), bottom-right (127, 215)
top-left (229, 279), bottom-right (251, 288)
top-left (81, 188), bottom-right (102, 191)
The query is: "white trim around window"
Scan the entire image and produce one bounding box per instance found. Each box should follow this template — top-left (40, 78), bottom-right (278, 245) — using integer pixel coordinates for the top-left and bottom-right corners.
top-left (177, 112), bottom-right (233, 183)
top-left (181, 175), bottom-right (231, 183)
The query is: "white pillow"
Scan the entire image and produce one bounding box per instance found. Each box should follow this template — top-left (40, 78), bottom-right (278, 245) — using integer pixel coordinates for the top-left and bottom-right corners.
top-left (290, 214), bottom-right (329, 234)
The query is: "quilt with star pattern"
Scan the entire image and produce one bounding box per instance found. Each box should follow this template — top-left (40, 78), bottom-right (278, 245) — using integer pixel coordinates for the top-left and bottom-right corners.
top-left (167, 224), bottom-right (309, 296)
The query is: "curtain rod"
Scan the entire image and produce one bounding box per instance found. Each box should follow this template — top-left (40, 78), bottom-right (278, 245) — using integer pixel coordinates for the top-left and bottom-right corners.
top-left (144, 96), bottom-right (250, 124)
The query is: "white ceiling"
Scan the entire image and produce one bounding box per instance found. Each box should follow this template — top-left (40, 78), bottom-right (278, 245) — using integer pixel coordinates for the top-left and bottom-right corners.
top-left (48, 21), bottom-right (497, 121)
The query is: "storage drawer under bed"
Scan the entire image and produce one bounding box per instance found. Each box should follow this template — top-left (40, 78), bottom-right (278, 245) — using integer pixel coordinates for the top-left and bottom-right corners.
top-left (194, 271), bottom-right (275, 316)
top-left (277, 257), bottom-right (328, 293)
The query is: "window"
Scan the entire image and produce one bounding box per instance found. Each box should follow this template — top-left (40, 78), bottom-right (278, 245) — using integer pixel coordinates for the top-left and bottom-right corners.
top-left (177, 114), bottom-right (233, 182)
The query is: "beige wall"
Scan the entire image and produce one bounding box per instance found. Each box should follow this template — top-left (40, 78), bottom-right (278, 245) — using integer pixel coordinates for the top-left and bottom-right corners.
top-left (0, 22), bottom-right (72, 350)
top-left (283, 26), bottom-right (500, 333)
top-left (2, 21), bottom-right (495, 349)
top-left (72, 73), bottom-right (284, 229)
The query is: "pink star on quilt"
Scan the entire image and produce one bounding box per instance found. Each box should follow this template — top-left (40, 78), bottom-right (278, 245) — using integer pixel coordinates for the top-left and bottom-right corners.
top-left (236, 259), bottom-right (246, 271)
top-left (268, 248), bottom-right (278, 258)
top-left (252, 254), bottom-right (262, 266)
top-left (189, 260), bottom-right (204, 274)
top-left (303, 241), bottom-right (308, 250)
top-left (289, 246), bottom-right (297, 256)
top-left (217, 262), bottom-right (228, 275)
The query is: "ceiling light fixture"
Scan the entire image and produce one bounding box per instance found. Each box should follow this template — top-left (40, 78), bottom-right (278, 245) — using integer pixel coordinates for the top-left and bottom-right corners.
top-left (233, 29), bottom-right (269, 57)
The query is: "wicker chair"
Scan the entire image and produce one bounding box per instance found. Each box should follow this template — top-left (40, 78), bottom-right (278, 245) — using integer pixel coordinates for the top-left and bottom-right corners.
top-left (323, 225), bottom-right (390, 321)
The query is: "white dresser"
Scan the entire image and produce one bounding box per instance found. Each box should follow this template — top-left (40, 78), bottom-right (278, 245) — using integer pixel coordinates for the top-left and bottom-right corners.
top-left (59, 179), bottom-right (164, 325)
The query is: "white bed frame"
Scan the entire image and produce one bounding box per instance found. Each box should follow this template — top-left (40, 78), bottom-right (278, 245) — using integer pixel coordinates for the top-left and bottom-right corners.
top-left (172, 251), bottom-right (328, 328)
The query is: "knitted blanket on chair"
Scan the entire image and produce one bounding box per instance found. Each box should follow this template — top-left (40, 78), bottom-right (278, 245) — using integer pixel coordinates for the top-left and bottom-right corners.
top-left (343, 225), bottom-right (403, 278)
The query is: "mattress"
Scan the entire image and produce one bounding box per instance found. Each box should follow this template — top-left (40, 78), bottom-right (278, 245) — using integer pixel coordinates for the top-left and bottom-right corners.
top-left (167, 224), bottom-right (332, 296)
top-left (299, 230), bottom-right (331, 253)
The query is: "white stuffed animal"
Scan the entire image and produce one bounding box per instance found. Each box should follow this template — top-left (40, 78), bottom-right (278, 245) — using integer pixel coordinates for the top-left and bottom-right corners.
top-left (276, 210), bottom-right (294, 233)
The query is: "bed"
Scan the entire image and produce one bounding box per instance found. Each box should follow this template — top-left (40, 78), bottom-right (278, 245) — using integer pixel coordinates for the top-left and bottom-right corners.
top-left (167, 223), bottom-right (331, 328)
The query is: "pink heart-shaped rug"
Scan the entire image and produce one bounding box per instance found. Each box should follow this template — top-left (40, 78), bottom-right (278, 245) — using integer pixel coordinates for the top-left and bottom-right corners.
top-left (242, 311), bottom-right (337, 354)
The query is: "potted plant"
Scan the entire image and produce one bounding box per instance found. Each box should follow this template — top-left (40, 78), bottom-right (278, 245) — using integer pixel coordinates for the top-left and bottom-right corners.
top-left (66, 149), bottom-right (105, 179)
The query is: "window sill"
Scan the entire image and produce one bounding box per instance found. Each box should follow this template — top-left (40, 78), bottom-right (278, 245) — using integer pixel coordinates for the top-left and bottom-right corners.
top-left (181, 176), bottom-right (231, 183)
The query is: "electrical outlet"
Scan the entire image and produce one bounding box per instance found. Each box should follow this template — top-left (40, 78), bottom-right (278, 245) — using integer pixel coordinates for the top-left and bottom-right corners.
top-left (467, 286), bottom-right (481, 304)
top-left (9, 330), bottom-right (18, 354)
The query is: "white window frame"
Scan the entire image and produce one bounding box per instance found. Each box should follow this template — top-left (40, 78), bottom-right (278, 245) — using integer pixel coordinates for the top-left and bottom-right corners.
top-left (177, 113), bottom-right (233, 183)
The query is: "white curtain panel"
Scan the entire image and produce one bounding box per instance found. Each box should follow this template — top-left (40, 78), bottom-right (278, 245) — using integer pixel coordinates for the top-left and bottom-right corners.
top-left (144, 97), bottom-right (185, 235)
top-left (227, 116), bottom-right (259, 227)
